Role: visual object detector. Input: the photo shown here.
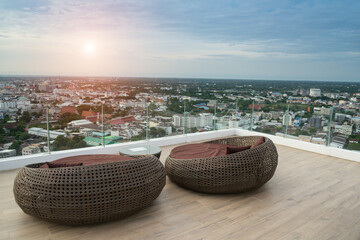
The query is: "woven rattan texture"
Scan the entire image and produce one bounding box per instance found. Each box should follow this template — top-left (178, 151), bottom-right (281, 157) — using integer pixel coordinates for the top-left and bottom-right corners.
top-left (165, 136), bottom-right (278, 193)
top-left (13, 155), bottom-right (166, 225)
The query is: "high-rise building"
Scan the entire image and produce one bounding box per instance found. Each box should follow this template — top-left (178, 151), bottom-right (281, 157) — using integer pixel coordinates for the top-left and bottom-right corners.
top-left (313, 107), bottom-right (331, 115)
top-left (282, 112), bottom-right (292, 126)
top-left (334, 113), bottom-right (352, 123)
top-left (309, 117), bottom-right (322, 128)
top-left (173, 113), bottom-right (213, 128)
top-left (309, 88), bottom-right (321, 97)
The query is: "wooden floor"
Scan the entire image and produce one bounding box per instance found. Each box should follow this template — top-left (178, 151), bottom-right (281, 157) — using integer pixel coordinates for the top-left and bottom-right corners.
top-left (1, 143), bottom-right (360, 240)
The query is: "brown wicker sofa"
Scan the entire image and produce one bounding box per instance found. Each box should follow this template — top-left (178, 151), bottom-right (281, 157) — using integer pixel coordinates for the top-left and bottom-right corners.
top-left (13, 155), bottom-right (166, 225)
top-left (165, 136), bottom-right (278, 193)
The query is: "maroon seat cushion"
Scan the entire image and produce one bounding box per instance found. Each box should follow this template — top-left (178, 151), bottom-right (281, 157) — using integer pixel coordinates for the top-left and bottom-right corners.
top-left (44, 162), bottom-right (83, 168)
top-left (250, 137), bottom-right (265, 149)
top-left (227, 145), bottom-right (251, 154)
top-left (170, 143), bottom-right (251, 159)
top-left (39, 154), bottom-right (135, 168)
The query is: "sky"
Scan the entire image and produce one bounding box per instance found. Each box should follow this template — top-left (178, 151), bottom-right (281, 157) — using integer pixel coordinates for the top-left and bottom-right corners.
top-left (0, 0), bottom-right (359, 81)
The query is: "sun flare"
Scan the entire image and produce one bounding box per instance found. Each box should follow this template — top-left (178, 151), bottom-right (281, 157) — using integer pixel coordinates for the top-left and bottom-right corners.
top-left (83, 43), bottom-right (95, 55)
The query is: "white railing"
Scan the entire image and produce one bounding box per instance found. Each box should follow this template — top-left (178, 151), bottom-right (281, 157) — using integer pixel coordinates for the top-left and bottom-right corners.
top-left (0, 128), bottom-right (359, 171)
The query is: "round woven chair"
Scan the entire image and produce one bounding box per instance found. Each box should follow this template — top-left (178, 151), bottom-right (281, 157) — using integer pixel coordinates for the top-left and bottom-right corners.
top-left (165, 136), bottom-right (278, 193)
top-left (14, 155), bottom-right (166, 225)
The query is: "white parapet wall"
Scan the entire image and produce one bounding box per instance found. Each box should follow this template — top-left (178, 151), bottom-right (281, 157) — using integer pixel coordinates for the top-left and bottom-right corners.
top-left (0, 129), bottom-right (237, 171)
top-left (236, 129), bottom-right (360, 163)
top-left (0, 128), bottom-right (359, 171)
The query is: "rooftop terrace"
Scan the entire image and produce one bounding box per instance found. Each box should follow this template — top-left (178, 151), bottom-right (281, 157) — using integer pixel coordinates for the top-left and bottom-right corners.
top-left (1, 131), bottom-right (360, 240)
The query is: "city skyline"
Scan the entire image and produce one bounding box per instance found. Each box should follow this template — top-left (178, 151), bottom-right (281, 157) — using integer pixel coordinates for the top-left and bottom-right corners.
top-left (0, 0), bottom-right (359, 81)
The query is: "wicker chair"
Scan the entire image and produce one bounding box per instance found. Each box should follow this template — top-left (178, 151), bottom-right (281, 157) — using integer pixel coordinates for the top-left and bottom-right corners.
top-left (165, 136), bottom-right (278, 193)
top-left (13, 155), bottom-right (166, 225)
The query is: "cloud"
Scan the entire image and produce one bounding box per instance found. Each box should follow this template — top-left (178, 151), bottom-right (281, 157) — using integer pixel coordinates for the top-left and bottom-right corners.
top-left (0, 34), bottom-right (9, 38)
top-left (0, 0), bottom-right (359, 80)
top-left (1, 0), bottom-right (359, 55)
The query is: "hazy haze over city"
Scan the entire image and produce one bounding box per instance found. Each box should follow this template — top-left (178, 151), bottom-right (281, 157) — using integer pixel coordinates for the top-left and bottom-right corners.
top-left (0, 0), bottom-right (359, 81)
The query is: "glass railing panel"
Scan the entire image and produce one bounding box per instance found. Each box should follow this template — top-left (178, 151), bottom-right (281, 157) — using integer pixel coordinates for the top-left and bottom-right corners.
top-left (210, 100), bottom-right (217, 132)
top-left (217, 101), bottom-right (232, 130)
top-left (183, 99), bottom-right (213, 134)
top-left (234, 98), bottom-right (250, 130)
top-left (251, 100), bottom-right (268, 134)
top-left (47, 104), bottom-right (101, 153)
top-left (328, 107), bottom-right (355, 150)
top-left (227, 100), bottom-right (239, 129)
top-left (168, 97), bottom-right (185, 136)
top-left (278, 104), bottom-right (328, 146)
top-left (4, 108), bottom-right (39, 157)
top-left (211, 99), bottom-right (232, 131)
top-left (102, 104), bottom-right (131, 147)
top-left (252, 101), bottom-right (287, 136)
top-left (145, 101), bottom-right (169, 140)
top-left (123, 101), bottom-right (147, 142)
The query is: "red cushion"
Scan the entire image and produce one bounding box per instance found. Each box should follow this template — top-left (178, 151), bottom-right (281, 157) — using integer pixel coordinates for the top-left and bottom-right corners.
top-left (45, 162), bottom-right (83, 168)
top-left (170, 143), bottom-right (251, 159)
top-left (170, 143), bottom-right (228, 159)
top-left (39, 154), bottom-right (135, 168)
top-left (227, 145), bottom-right (251, 154)
top-left (250, 137), bottom-right (265, 149)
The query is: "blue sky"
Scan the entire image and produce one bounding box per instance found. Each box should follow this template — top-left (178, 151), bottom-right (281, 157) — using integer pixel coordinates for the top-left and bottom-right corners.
top-left (0, 0), bottom-right (359, 81)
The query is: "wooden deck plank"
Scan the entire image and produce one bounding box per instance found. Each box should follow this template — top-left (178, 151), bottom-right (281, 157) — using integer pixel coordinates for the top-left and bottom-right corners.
top-left (0, 143), bottom-right (359, 240)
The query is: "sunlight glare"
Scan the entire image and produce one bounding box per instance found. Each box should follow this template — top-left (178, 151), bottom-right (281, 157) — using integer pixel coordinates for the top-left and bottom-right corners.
top-left (84, 43), bottom-right (96, 55)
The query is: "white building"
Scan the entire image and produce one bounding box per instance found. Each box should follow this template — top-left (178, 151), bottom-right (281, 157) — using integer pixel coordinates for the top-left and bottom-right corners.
top-left (28, 127), bottom-right (67, 140)
top-left (22, 145), bottom-right (41, 155)
top-left (313, 107), bottom-right (331, 115)
top-left (173, 115), bottom-right (182, 127)
top-left (16, 98), bottom-right (31, 110)
top-left (311, 137), bottom-right (326, 145)
top-left (351, 117), bottom-right (360, 125)
top-left (310, 88), bottom-right (321, 97)
top-left (67, 119), bottom-right (93, 128)
top-left (80, 128), bottom-right (93, 137)
top-left (0, 101), bottom-right (17, 111)
top-left (334, 125), bottom-right (352, 136)
top-left (282, 112), bottom-right (292, 126)
top-left (157, 126), bottom-right (172, 135)
top-left (229, 120), bottom-right (239, 128)
top-left (173, 113), bottom-right (213, 128)
top-left (334, 113), bottom-right (352, 123)
top-left (0, 149), bottom-right (16, 158)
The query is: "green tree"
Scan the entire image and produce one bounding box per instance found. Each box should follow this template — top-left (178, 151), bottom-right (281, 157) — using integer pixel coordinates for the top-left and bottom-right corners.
top-left (9, 140), bottom-right (23, 155)
top-left (19, 111), bottom-right (31, 124)
top-left (76, 105), bottom-right (92, 115)
top-left (0, 134), bottom-right (6, 144)
top-left (113, 107), bottom-right (131, 117)
top-left (53, 135), bottom-right (87, 151)
top-left (58, 113), bottom-right (81, 128)
top-left (190, 127), bottom-right (198, 133)
top-left (261, 128), bottom-right (272, 134)
top-left (15, 132), bottom-right (30, 140)
top-left (53, 135), bottom-right (68, 150)
top-left (149, 102), bottom-right (157, 111)
top-left (150, 127), bottom-right (166, 138)
top-left (346, 143), bottom-right (360, 151)
top-left (309, 128), bottom-right (317, 134)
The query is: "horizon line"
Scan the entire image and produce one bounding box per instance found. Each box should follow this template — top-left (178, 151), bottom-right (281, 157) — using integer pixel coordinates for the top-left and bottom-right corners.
top-left (0, 74), bottom-right (359, 83)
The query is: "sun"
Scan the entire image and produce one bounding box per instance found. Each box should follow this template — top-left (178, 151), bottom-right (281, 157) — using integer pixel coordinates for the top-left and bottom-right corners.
top-left (83, 43), bottom-right (96, 55)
